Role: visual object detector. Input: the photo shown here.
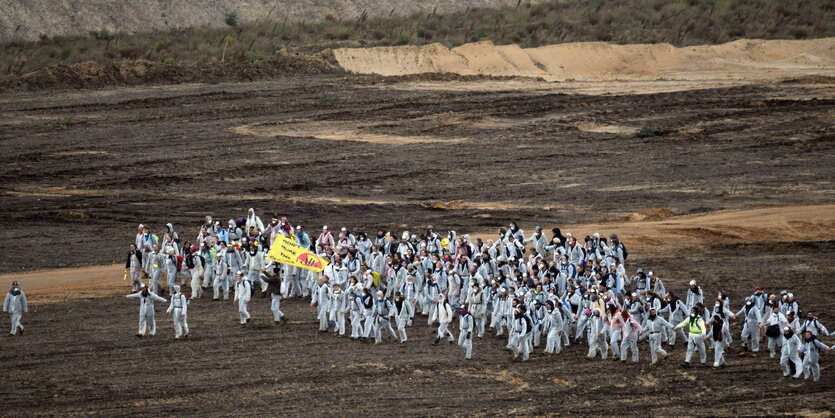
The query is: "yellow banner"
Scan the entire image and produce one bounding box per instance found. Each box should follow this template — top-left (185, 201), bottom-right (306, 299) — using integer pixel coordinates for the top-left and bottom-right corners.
top-left (267, 234), bottom-right (328, 273)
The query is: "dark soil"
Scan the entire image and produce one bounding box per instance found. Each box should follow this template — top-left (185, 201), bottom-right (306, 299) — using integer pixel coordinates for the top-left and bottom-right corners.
top-left (1, 250), bottom-right (833, 417)
top-left (0, 76), bottom-right (833, 415)
top-left (1, 77), bottom-right (832, 273)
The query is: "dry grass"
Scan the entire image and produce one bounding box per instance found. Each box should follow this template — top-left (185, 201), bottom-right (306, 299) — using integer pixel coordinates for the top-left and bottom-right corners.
top-left (1, 0), bottom-right (833, 76)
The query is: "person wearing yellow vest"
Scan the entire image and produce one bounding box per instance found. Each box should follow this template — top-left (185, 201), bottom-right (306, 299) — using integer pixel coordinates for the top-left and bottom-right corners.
top-left (674, 307), bottom-right (708, 366)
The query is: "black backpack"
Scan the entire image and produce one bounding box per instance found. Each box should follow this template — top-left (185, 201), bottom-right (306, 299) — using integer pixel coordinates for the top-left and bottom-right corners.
top-left (618, 242), bottom-right (628, 260)
top-left (523, 315), bottom-right (533, 334)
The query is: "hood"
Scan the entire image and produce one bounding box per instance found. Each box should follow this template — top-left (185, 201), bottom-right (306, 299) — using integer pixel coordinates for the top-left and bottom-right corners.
top-left (166, 223), bottom-right (174, 233)
top-left (229, 219), bottom-right (237, 228)
top-left (248, 208), bottom-right (256, 218)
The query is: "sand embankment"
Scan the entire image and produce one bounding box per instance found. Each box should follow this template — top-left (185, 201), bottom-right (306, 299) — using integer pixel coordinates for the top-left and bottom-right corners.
top-left (334, 38), bottom-right (835, 81)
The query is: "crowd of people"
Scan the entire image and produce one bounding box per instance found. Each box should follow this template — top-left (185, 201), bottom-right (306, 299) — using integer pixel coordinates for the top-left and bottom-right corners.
top-left (119, 209), bottom-right (834, 381)
top-left (9, 207), bottom-right (832, 382)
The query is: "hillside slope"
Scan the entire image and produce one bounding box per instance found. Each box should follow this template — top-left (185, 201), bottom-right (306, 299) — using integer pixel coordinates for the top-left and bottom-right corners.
top-left (0, 0), bottom-right (526, 42)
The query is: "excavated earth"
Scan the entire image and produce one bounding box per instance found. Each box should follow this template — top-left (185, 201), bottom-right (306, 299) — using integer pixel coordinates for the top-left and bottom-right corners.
top-left (0, 74), bottom-right (834, 416)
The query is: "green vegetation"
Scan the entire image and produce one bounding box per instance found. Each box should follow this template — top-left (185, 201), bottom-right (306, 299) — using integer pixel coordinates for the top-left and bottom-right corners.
top-left (637, 127), bottom-right (664, 138)
top-left (1, 0), bottom-right (832, 76)
top-left (225, 12), bottom-right (238, 27)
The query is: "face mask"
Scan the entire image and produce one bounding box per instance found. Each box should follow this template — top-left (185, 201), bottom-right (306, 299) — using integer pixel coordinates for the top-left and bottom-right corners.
top-left (690, 313), bottom-right (696, 318)
top-left (715, 304), bottom-right (721, 308)
top-left (746, 301), bottom-right (752, 306)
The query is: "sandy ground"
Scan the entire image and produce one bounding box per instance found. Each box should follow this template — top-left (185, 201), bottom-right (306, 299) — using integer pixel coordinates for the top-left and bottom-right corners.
top-left (334, 38), bottom-right (835, 82)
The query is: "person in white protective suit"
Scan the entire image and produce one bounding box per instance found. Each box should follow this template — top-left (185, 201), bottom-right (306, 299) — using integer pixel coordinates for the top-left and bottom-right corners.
top-left (735, 297), bottom-right (763, 354)
top-left (543, 300), bottom-right (565, 355)
top-left (213, 252), bottom-right (229, 301)
top-left (329, 283), bottom-right (347, 336)
top-left (3, 281), bottom-right (28, 336)
top-left (245, 208), bottom-right (265, 233)
top-left (432, 294), bottom-right (455, 345)
top-left (164, 249), bottom-right (179, 294)
top-left (234, 272), bottom-right (252, 326)
top-left (144, 243), bottom-right (165, 295)
top-left (311, 277), bottom-right (332, 332)
top-left (780, 326), bottom-right (803, 378)
top-left (640, 308), bottom-right (674, 365)
top-left (126, 283), bottom-right (166, 337)
top-left (243, 243), bottom-right (269, 294)
top-left (166, 285), bottom-right (189, 339)
top-left (466, 283), bottom-right (488, 338)
top-left (372, 290), bottom-right (399, 344)
top-left (458, 305), bottom-right (474, 359)
top-left (186, 245), bottom-right (205, 300)
top-left (801, 330), bottom-right (833, 382)
top-left (510, 304), bottom-right (532, 361)
top-left (125, 244), bottom-right (143, 292)
top-left (393, 292), bottom-right (412, 343)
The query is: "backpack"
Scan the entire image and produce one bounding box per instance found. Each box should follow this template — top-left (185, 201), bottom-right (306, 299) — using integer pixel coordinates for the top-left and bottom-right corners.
top-left (523, 315), bottom-right (533, 334)
top-left (371, 271), bottom-right (381, 288)
top-left (618, 242), bottom-right (628, 260)
top-left (377, 300), bottom-right (389, 317)
top-left (765, 323), bottom-right (781, 338)
top-left (185, 255), bottom-right (196, 269)
top-left (176, 256), bottom-right (183, 272)
top-left (804, 318), bottom-right (823, 334)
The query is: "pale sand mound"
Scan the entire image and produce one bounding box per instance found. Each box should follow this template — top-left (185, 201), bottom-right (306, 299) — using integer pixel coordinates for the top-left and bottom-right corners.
top-left (334, 38), bottom-right (835, 81)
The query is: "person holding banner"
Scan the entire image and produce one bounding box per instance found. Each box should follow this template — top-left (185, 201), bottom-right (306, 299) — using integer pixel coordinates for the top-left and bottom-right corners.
top-left (262, 262), bottom-right (284, 325)
top-left (243, 243), bottom-right (268, 294)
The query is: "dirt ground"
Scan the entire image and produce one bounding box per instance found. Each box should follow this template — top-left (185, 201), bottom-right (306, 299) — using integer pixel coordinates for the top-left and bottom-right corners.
top-left (0, 75), bottom-right (834, 415)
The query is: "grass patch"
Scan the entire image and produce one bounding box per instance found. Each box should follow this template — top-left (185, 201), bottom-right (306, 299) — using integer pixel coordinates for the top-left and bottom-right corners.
top-left (637, 127), bottom-right (664, 138)
top-left (1, 0), bottom-right (833, 76)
